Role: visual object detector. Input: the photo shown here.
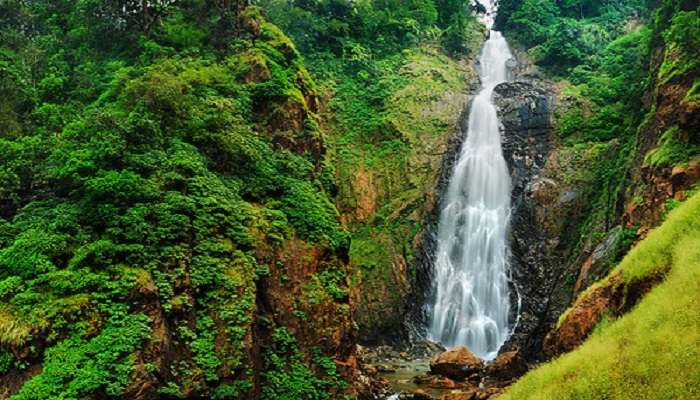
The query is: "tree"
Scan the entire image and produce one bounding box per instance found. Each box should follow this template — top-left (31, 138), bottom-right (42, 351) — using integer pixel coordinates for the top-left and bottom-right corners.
top-left (506, 0), bottom-right (560, 47)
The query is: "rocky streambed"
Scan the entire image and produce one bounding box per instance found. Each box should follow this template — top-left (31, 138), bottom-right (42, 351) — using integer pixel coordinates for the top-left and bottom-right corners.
top-left (357, 344), bottom-right (530, 400)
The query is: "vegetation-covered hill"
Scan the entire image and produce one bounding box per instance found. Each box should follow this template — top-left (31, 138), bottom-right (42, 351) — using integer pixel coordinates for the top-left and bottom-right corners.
top-left (257, 0), bottom-right (487, 344)
top-left (497, 0), bottom-right (700, 397)
top-left (492, 0), bottom-right (700, 355)
top-left (0, 2), bottom-right (355, 398)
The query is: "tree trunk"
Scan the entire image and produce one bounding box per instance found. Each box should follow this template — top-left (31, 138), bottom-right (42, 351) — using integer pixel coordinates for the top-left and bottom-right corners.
top-left (142, 0), bottom-right (150, 36)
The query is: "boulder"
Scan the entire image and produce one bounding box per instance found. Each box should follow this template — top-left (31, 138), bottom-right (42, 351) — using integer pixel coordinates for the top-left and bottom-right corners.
top-left (485, 350), bottom-right (528, 380)
top-left (429, 346), bottom-right (483, 380)
top-left (439, 387), bottom-right (504, 400)
top-left (413, 374), bottom-right (465, 389)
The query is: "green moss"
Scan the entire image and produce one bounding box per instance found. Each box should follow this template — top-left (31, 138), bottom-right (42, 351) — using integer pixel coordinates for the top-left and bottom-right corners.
top-left (349, 231), bottom-right (392, 271)
top-left (644, 126), bottom-right (699, 167)
top-left (504, 193), bottom-right (700, 399)
top-left (320, 42), bottom-right (476, 335)
top-left (387, 47), bottom-right (468, 139)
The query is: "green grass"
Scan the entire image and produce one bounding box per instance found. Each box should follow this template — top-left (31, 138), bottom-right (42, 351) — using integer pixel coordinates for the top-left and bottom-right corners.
top-left (0, 305), bottom-right (33, 347)
top-left (500, 192), bottom-right (700, 399)
top-left (684, 79), bottom-right (700, 103)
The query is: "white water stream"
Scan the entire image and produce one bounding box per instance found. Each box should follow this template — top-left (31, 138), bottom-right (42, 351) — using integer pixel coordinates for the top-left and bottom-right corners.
top-left (428, 4), bottom-right (515, 361)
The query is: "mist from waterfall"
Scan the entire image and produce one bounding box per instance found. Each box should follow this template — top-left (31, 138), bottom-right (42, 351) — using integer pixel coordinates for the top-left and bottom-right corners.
top-left (428, 5), bottom-right (514, 361)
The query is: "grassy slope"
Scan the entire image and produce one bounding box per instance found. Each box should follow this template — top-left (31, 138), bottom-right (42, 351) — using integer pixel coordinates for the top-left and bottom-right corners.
top-left (500, 192), bottom-right (700, 399)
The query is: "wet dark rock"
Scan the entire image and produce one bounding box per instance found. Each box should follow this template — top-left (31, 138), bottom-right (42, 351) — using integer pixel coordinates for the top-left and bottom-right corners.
top-left (484, 350), bottom-right (529, 381)
top-left (412, 389), bottom-right (435, 400)
top-left (493, 77), bottom-right (555, 360)
top-left (572, 226), bottom-right (623, 295)
top-left (399, 338), bottom-right (447, 360)
top-left (354, 345), bottom-right (395, 399)
top-left (493, 80), bottom-right (550, 199)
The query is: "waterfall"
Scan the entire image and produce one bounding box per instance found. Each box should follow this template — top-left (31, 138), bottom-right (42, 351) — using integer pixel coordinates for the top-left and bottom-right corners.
top-left (428, 5), bottom-right (514, 361)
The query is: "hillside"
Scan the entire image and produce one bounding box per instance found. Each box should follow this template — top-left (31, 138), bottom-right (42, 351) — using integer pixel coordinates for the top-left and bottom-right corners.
top-left (0, 3), bottom-right (353, 399)
top-left (500, 191), bottom-right (700, 399)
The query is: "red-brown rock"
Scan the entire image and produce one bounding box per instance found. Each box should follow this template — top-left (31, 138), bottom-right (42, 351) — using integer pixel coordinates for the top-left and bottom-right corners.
top-left (430, 346), bottom-right (483, 380)
top-left (440, 388), bottom-right (478, 400)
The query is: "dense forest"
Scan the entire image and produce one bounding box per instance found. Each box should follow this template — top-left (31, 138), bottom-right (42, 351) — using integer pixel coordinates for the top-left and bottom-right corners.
top-left (0, 0), bottom-right (698, 399)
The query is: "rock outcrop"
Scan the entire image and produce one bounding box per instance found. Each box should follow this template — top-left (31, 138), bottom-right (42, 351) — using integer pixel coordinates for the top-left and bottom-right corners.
top-left (484, 351), bottom-right (529, 381)
top-left (544, 267), bottom-right (666, 357)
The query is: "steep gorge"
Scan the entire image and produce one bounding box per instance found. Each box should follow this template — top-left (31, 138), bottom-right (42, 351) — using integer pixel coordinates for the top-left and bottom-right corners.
top-left (349, 0), bottom-right (700, 397)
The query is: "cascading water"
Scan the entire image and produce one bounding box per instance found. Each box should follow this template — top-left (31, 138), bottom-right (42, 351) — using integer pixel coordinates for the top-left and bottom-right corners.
top-left (428, 4), bottom-right (515, 361)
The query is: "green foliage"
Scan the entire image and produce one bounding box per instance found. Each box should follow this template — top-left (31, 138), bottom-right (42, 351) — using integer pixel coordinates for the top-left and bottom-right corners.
top-left (13, 313), bottom-right (151, 400)
top-left (657, 5), bottom-right (700, 83)
top-left (317, 270), bottom-right (349, 301)
top-left (280, 181), bottom-right (348, 250)
top-left (261, 328), bottom-right (346, 400)
top-left (258, 0), bottom-right (481, 57)
top-left (685, 79), bottom-right (700, 103)
top-left (0, 350), bottom-right (15, 375)
top-left (506, 0), bottom-right (560, 49)
top-left (191, 315), bottom-right (223, 382)
top-left (548, 17), bottom-right (651, 162)
top-left (501, 193), bottom-right (700, 400)
top-left (545, 19), bottom-right (652, 259)
top-left (500, 0), bottom-right (648, 72)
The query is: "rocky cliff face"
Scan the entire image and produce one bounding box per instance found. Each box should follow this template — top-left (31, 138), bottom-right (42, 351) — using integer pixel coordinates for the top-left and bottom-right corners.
top-left (493, 54), bottom-right (634, 360)
top-left (622, 51), bottom-right (700, 236)
top-left (493, 78), bottom-right (555, 359)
